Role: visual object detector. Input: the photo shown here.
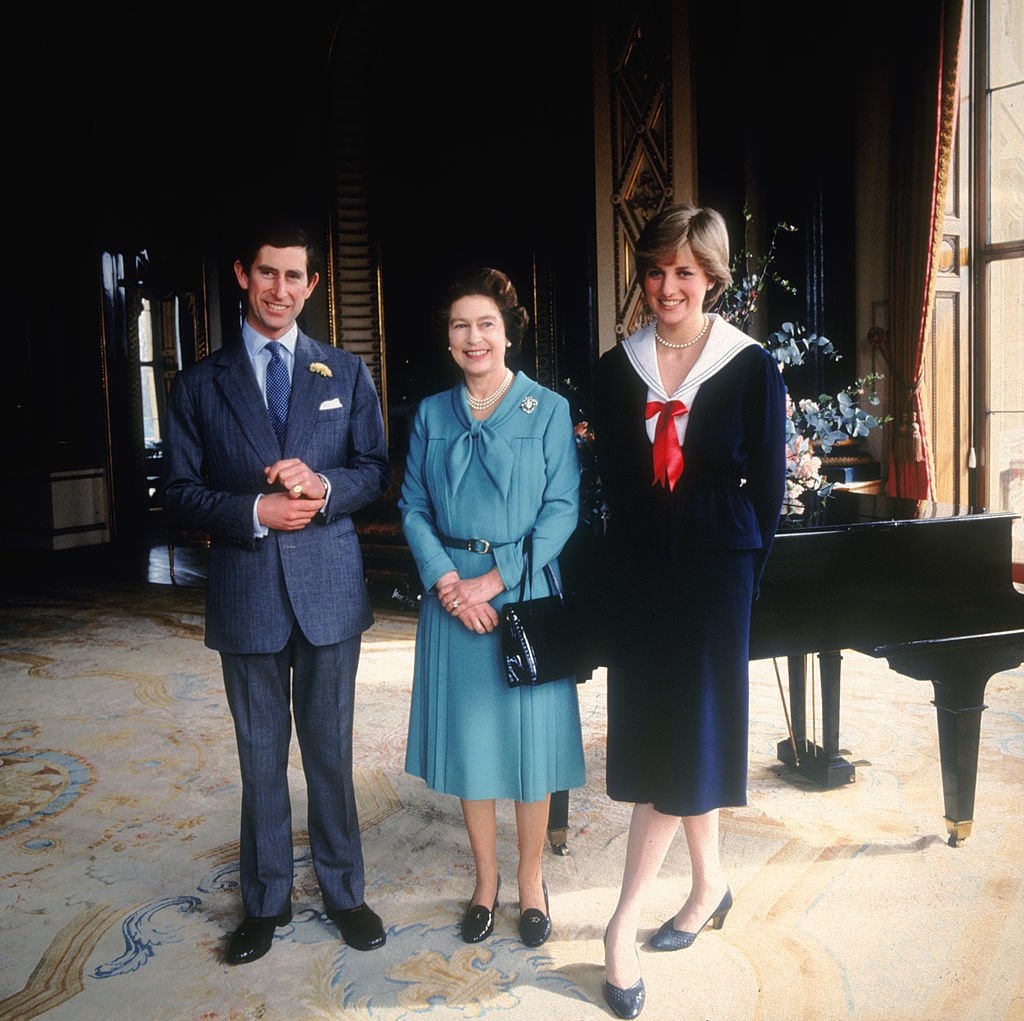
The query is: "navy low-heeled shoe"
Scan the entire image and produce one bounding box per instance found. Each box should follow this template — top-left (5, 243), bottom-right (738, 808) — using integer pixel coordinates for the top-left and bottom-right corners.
top-left (518, 880), bottom-right (551, 948)
top-left (648, 887), bottom-right (733, 951)
top-left (602, 926), bottom-right (645, 1018)
top-left (602, 977), bottom-right (646, 1020)
top-left (461, 876), bottom-right (501, 943)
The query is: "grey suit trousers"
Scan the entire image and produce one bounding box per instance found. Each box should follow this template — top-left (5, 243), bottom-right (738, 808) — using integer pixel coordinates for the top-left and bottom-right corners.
top-left (221, 628), bottom-right (363, 916)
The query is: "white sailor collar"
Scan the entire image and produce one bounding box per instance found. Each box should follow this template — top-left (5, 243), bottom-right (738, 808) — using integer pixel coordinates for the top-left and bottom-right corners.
top-left (621, 315), bottom-right (761, 402)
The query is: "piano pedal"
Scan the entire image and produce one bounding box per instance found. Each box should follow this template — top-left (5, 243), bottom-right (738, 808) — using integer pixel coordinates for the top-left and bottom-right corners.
top-left (777, 738), bottom-right (856, 788)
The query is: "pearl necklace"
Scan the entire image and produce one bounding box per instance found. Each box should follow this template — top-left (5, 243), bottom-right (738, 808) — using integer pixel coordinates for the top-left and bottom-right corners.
top-left (654, 313), bottom-right (710, 349)
top-left (466, 368), bottom-right (513, 411)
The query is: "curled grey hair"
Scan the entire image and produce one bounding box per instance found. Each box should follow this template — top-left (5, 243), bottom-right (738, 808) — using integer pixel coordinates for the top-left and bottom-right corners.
top-left (441, 267), bottom-right (530, 353)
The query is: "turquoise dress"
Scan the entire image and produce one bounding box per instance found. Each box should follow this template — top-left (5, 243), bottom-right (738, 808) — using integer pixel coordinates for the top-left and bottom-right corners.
top-left (400, 372), bottom-right (586, 802)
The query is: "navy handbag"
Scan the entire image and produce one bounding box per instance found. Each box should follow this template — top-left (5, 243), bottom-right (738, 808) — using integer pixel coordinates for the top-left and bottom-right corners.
top-left (501, 537), bottom-right (577, 687)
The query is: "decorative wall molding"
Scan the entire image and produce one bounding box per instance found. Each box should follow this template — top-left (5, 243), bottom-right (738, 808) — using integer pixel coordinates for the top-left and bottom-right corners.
top-left (328, 18), bottom-right (388, 435)
top-left (594, 1), bottom-right (697, 352)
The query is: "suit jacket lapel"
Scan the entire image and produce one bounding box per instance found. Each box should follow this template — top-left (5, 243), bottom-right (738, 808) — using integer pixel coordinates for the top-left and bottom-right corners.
top-left (284, 333), bottom-right (320, 460)
top-left (214, 341), bottom-right (281, 465)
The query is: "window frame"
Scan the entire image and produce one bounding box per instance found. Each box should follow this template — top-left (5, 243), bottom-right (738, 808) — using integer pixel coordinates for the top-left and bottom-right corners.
top-left (971, 0), bottom-right (1024, 514)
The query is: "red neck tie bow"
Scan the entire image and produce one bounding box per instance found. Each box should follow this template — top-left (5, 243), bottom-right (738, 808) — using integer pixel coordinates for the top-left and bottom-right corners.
top-left (646, 400), bottom-right (687, 491)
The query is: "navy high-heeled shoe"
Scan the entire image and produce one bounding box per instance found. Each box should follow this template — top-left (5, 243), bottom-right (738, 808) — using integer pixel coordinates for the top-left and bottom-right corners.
top-left (461, 876), bottom-right (501, 944)
top-left (648, 887), bottom-right (733, 951)
top-left (602, 925), bottom-right (645, 1018)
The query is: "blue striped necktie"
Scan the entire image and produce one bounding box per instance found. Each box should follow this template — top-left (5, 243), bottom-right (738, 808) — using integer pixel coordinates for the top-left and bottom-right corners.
top-left (264, 341), bottom-right (289, 449)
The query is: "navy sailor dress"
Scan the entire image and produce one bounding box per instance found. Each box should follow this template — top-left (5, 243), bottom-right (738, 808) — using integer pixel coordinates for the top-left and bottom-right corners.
top-left (595, 315), bottom-right (787, 816)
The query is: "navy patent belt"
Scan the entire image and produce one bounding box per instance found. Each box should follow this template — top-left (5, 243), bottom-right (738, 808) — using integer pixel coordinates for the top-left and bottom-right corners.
top-left (438, 534), bottom-right (510, 554)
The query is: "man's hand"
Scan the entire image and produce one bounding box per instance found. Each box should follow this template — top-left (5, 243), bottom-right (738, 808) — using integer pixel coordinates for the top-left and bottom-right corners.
top-left (265, 459), bottom-right (326, 501)
top-left (257, 492), bottom-right (325, 531)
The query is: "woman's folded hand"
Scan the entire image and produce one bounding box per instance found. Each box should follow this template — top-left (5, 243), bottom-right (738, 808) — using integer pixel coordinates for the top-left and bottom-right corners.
top-left (437, 568), bottom-right (505, 617)
top-left (453, 602), bottom-right (500, 634)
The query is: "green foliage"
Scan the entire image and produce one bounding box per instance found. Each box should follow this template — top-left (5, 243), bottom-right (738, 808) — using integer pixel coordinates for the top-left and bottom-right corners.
top-left (790, 375), bottom-right (893, 454)
top-left (718, 213), bottom-right (836, 371)
top-left (765, 322), bottom-right (837, 367)
top-left (717, 215), bottom-right (798, 334)
top-left (718, 214), bottom-right (891, 452)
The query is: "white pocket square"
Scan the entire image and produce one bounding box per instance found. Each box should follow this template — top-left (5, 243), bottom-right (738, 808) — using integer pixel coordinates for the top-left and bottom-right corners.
top-left (319, 398), bottom-right (343, 411)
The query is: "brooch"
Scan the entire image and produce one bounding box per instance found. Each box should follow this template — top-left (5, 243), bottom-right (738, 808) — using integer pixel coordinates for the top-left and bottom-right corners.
top-left (519, 396), bottom-right (538, 414)
top-left (309, 362), bottom-right (333, 378)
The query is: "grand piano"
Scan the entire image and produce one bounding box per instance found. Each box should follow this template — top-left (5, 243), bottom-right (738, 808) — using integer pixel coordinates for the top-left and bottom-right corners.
top-left (749, 490), bottom-right (1024, 846)
top-left (545, 491), bottom-right (1024, 852)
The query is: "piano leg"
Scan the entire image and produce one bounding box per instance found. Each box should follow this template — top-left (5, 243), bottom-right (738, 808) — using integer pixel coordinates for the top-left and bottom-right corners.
top-left (931, 674), bottom-right (988, 846)
top-left (547, 789), bottom-right (569, 855)
top-left (777, 651), bottom-right (856, 788)
top-left (880, 634), bottom-right (1023, 846)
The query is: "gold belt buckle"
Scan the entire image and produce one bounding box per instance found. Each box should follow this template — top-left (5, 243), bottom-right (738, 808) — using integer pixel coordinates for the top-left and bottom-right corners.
top-left (466, 538), bottom-right (491, 554)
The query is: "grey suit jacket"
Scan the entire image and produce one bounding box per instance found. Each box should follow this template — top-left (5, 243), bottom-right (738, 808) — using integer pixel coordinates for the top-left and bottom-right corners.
top-left (161, 331), bottom-right (389, 654)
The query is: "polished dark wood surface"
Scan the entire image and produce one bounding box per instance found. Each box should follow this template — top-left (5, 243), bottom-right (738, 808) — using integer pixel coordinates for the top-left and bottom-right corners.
top-left (752, 492), bottom-right (1022, 658)
top-left (750, 491), bottom-right (1024, 844)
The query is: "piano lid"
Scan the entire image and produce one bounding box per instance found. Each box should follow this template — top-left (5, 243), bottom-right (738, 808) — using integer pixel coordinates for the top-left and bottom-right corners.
top-left (753, 490), bottom-right (1023, 658)
top-left (776, 490), bottom-right (1019, 535)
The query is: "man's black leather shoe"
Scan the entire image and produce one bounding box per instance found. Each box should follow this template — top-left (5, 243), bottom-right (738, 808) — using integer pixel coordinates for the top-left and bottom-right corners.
top-left (327, 902), bottom-right (386, 951)
top-left (224, 908), bottom-right (292, 965)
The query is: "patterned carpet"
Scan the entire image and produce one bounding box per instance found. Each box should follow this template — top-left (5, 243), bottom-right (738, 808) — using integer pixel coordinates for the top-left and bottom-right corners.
top-left (1, 578), bottom-right (1022, 1020)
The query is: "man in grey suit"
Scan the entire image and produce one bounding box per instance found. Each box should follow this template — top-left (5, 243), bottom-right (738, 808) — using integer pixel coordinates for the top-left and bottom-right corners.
top-left (162, 224), bottom-right (389, 964)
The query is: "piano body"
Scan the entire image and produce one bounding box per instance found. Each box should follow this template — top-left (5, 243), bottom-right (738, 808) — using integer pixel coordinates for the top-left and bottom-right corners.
top-left (750, 491), bottom-right (1024, 845)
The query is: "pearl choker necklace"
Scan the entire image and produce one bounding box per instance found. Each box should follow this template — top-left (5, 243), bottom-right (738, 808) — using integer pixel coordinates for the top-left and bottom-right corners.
top-left (466, 368), bottom-right (513, 411)
top-left (654, 313), bottom-right (710, 349)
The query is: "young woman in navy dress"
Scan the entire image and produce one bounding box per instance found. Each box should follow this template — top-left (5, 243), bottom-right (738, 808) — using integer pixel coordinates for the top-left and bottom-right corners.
top-left (596, 206), bottom-right (787, 1018)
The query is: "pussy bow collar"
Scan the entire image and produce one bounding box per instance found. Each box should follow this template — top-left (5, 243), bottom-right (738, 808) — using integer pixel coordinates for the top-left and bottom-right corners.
top-left (445, 372), bottom-right (537, 497)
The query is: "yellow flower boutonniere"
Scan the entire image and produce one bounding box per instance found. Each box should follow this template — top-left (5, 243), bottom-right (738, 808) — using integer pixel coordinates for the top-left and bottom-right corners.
top-left (309, 362), bottom-right (333, 378)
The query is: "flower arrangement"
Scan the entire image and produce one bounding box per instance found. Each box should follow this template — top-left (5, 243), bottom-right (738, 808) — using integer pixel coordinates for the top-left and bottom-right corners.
top-left (786, 427), bottom-right (827, 505)
top-left (792, 374), bottom-right (888, 453)
top-left (782, 393), bottom-right (829, 505)
top-left (717, 214), bottom-right (891, 506)
top-left (309, 362), bottom-right (333, 378)
top-left (561, 379), bottom-right (607, 532)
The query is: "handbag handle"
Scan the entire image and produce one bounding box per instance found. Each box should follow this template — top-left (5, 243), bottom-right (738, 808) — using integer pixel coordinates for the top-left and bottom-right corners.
top-left (517, 535), bottom-right (563, 605)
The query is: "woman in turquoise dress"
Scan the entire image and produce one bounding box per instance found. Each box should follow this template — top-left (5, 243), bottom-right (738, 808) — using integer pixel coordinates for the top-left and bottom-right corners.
top-left (400, 267), bottom-right (585, 949)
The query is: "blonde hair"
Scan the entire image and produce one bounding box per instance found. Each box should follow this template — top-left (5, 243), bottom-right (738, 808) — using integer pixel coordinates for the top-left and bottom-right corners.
top-left (635, 204), bottom-right (733, 307)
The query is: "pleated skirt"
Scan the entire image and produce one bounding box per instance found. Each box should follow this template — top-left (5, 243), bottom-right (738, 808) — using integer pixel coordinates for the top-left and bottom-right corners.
top-left (405, 587), bottom-right (586, 803)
